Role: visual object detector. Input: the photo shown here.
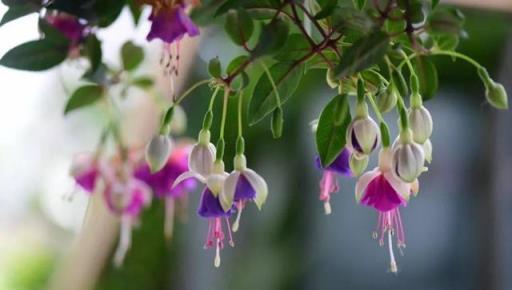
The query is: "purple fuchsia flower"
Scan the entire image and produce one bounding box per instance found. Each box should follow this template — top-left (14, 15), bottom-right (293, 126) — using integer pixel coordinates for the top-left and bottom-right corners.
top-left (219, 154), bottom-right (268, 232)
top-left (135, 143), bottom-right (197, 239)
top-left (146, 3), bottom-right (200, 44)
top-left (315, 148), bottom-right (352, 215)
top-left (45, 12), bottom-right (88, 58)
top-left (355, 148), bottom-right (414, 273)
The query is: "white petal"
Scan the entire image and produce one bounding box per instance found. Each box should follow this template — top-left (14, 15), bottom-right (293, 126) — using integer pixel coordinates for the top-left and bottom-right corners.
top-left (355, 168), bottom-right (379, 202)
top-left (172, 171), bottom-right (205, 189)
top-left (220, 172), bottom-right (240, 212)
top-left (189, 143), bottom-right (215, 176)
top-left (243, 169), bottom-right (268, 210)
top-left (384, 171), bottom-right (411, 201)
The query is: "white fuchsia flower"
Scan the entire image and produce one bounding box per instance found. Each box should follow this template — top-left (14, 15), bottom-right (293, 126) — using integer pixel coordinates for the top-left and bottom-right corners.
top-left (346, 114), bottom-right (380, 157)
top-left (408, 105), bottom-right (433, 144)
top-left (355, 148), bottom-right (415, 273)
top-left (391, 129), bottom-right (425, 183)
top-left (219, 154), bottom-right (268, 231)
top-left (173, 130), bottom-right (216, 184)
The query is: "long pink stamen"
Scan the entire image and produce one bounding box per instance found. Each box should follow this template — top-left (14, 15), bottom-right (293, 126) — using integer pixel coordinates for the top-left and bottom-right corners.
top-left (374, 209), bottom-right (406, 273)
top-left (225, 217), bottom-right (235, 247)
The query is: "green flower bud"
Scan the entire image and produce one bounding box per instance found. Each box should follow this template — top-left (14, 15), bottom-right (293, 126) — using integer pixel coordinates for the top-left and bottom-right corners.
top-left (485, 82), bottom-right (508, 110)
top-left (350, 154), bottom-right (369, 177)
top-left (409, 106), bottom-right (433, 144)
top-left (377, 86), bottom-right (398, 113)
top-left (145, 135), bottom-right (172, 173)
top-left (271, 107), bottom-right (283, 139)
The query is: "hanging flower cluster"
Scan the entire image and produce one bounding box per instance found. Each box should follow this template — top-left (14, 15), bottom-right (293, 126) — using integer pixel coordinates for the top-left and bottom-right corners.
top-left (0, 0), bottom-right (509, 274)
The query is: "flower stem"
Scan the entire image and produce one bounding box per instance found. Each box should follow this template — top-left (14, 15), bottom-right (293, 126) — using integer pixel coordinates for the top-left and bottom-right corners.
top-left (430, 49), bottom-right (483, 69)
top-left (175, 79), bottom-right (211, 105)
top-left (261, 62), bottom-right (281, 108)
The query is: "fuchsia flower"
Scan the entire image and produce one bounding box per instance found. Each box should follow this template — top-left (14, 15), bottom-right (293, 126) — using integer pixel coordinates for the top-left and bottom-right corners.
top-left (45, 12), bottom-right (87, 58)
top-left (220, 154), bottom-right (268, 232)
top-left (134, 144), bottom-right (197, 238)
top-left (315, 148), bottom-right (352, 215)
top-left (70, 153), bottom-right (99, 193)
top-left (146, 4), bottom-right (199, 44)
top-left (355, 148), bottom-right (413, 273)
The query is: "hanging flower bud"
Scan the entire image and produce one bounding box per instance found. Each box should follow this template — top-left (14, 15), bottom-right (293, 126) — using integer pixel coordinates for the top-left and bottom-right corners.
top-left (145, 135), bottom-right (172, 173)
top-left (189, 129), bottom-right (216, 177)
top-left (346, 113), bottom-right (380, 157)
top-left (70, 153), bottom-right (99, 193)
top-left (349, 154), bottom-right (369, 177)
top-left (326, 68), bottom-right (338, 89)
top-left (408, 106), bottom-right (433, 144)
top-left (391, 129), bottom-right (425, 183)
top-left (377, 85), bottom-right (398, 113)
top-left (485, 82), bottom-right (508, 110)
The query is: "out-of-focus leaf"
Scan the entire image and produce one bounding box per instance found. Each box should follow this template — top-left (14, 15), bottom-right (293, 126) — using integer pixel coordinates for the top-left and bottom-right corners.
top-left (352, 0), bottom-right (367, 10)
top-left (0, 3), bottom-right (38, 26)
top-left (94, 0), bottom-right (125, 27)
top-left (414, 56), bottom-right (438, 101)
top-left (331, 6), bottom-right (373, 39)
top-left (334, 31), bottom-right (389, 78)
top-left (391, 68), bottom-right (409, 98)
top-left (39, 19), bottom-right (71, 46)
top-left (316, 94), bottom-right (351, 167)
top-left (64, 84), bottom-right (104, 114)
top-left (0, 40), bottom-right (68, 71)
top-left (314, 0), bottom-right (337, 19)
top-left (127, 0), bottom-right (142, 25)
top-left (275, 34), bottom-right (311, 61)
top-left (224, 9), bottom-right (254, 45)
top-left (208, 57), bottom-right (222, 78)
top-left (227, 55), bottom-right (250, 75)
top-left (252, 16), bottom-right (289, 57)
top-left (85, 34), bottom-right (102, 73)
top-left (121, 41), bottom-right (144, 71)
top-left (132, 77), bottom-right (154, 89)
top-left (249, 62), bottom-right (304, 124)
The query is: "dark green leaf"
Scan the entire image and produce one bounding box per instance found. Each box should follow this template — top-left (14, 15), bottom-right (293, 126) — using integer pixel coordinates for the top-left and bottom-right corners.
top-left (432, 0), bottom-right (440, 8)
top-left (334, 31), bottom-right (389, 78)
top-left (314, 0), bottom-right (337, 19)
top-left (127, 0), bottom-right (142, 25)
top-left (224, 9), bottom-right (254, 46)
top-left (275, 34), bottom-right (311, 62)
top-left (227, 55), bottom-right (250, 74)
top-left (94, 0), bottom-right (125, 27)
top-left (353, 0), bottom-right (367, 10)
top-left (132, 77), bottom-right (154, 89)
top-left (331, 6), bottom-right (373, 36)
top-left (0, 40), bottom-right (68, 71)
top-left (85, 35), bottom-right (102, 73)
top-left (0, 3), bottom-right (38, 26)
top-left (391, 69), bottom-right (409, 98)
top-left (433, 34), bottom-right (459, 51)
top-left (39, 19), bottom-right (71, 46)
top-left (249, 62), bottom-right (304, 124)
top-left (252, 17), bottom-right (289, 57)
top-left (121, 41), bottom-right (144, 71)
top-left (316, 94), bottom-right (351, 167)
top-left (82, 63), bottom-right (107, 84)
top-left (64, 85), bottom-right (104, 114)
top-left (208, 57), bottom-right (222, 78)
top-left (414, 56), bottom-right (438, 101)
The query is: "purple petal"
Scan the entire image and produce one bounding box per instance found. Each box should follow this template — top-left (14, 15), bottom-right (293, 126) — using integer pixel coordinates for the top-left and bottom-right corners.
top-left (198, 188), bottom-right (232, 218)
top-left (351, 130), bottom-right (363, 153)
top-left (234, 174), bottom-right (256, 201)
top-left (46, 14), bottom-right (85, 43)
top-left (314, 148), bottom-right (352, 176)
top-left (360, 174), bottom-right (405, 212)
top-left (146, 6), bottom-right (199, 43)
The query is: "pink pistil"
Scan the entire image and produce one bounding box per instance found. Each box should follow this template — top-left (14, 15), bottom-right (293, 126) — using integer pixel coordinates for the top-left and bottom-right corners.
top-left (319, 171), bottom-right (339, 215)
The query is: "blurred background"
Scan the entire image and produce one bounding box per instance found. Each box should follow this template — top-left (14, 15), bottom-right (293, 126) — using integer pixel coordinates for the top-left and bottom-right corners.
top-left (0, 1), bottom-right (511, 290)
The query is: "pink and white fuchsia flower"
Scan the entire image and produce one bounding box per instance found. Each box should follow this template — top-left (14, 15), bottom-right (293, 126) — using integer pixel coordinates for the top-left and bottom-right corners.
top-left (220, 154), bottom-right (268, 232)
top-left (355, 148), bottom-right (414, 273)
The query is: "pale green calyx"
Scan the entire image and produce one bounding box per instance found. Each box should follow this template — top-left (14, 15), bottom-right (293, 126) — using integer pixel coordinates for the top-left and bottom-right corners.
top-left (350, 154), bottom-right (369, 177)
top-left (234, 154), bottom-right (247, 171)
top-left (355, 102), bottom-right (369, 118)
top-left (408, 106), bottom-right (433, 144)
top-left (198, 129), bottom-right (211, 145)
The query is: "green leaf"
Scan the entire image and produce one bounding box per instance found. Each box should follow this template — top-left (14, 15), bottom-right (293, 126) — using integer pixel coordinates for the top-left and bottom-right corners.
top-left (414, 56), bottom-right (438, 101)
top-left (127, 0), bottom-right (142, 25)
top-left (252, 16), bottom-right (289, 57)
top-left (353, 0), bottom-right (367, 10)
top-left (0, 3), bottom-right (38, 26)
top-left (275, 34), bottom-right (311, 62)
top-left (0, 40), bottom-right (68, 71)
top-left (331, 6), bottom-right (373, 37)
top-left (227, 55), bottom-right (250, 74)
top-left (39, 19), bottom-right (71, 46)
top-left (316, 94), bottom-right (351, 167)
top-left (224, 9), bottom-right (254, 46)
top-left (432, 0), bottom-right (440, 8)
top-left (64, 85), bottom-right (104, 114)
top-left (334, 31), bottom-right (389, 78)
top-left (314, 0), bottom-right (337, 19)
top-left (208, 57), bottom-right (222, 78)
top-left (94, 0), bottom-right (125, 27)
top-left (121, 41), bottom-right (144, 71)
top-left (249, 62), bottom-right (304, 125)
top-left (85, 35), bottom-right (102, 74)
top-left (132, 77), bottom-right (154, 89)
